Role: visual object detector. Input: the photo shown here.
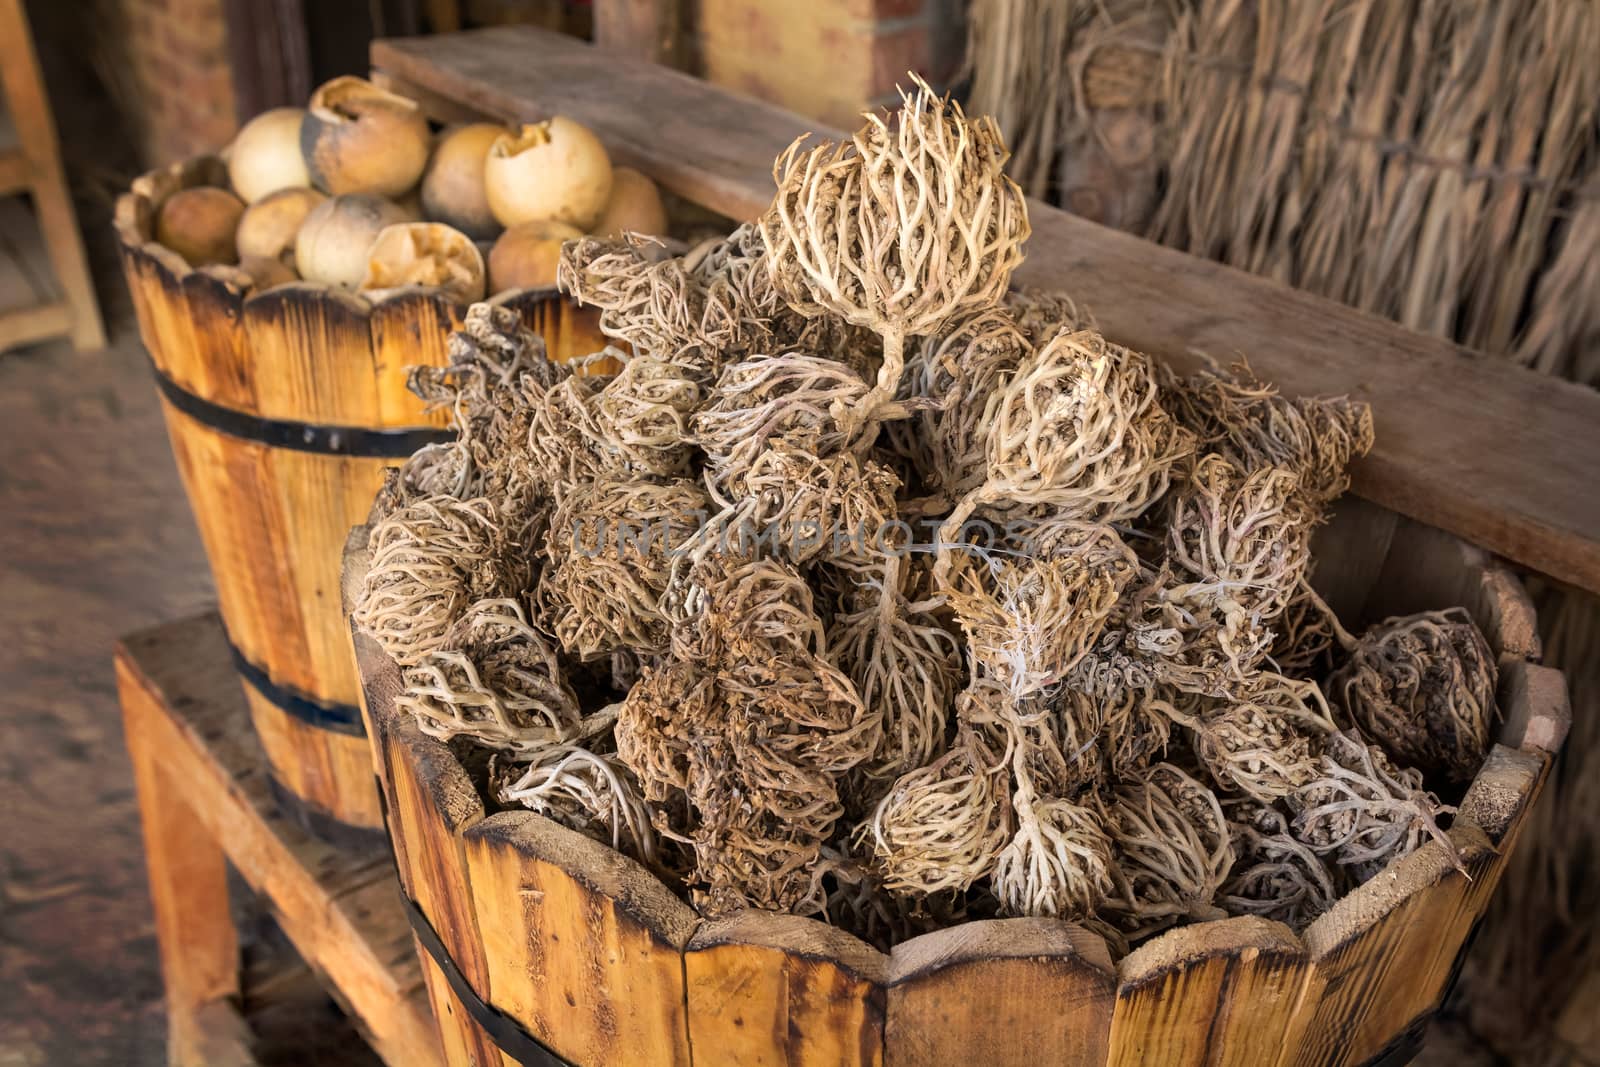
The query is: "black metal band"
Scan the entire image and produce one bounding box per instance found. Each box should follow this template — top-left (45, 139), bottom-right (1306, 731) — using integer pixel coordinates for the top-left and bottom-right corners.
top-left (265, 773), bottom-right (390, 850)
top-left (403, 893), bottom-right (574, 1067)
top-left (148, 358), bottom-right (452, 457)
top-left (373, 780), bottom-right (572, 1067)
top-left (230, 640), bottom-right (367, 736)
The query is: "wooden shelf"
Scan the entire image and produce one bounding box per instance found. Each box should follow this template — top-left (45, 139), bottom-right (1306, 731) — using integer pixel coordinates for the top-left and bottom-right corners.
top-left (115, 613), bottom-right (442, 1067)
top-left (371, 25), bottom-right (1600, 596)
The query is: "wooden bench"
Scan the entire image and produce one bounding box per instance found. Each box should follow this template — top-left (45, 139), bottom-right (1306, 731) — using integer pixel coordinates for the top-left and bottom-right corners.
top-left (116, 613), bottom-right (442, 1067)
top-left (370, 24), bottom-right (1600, 597)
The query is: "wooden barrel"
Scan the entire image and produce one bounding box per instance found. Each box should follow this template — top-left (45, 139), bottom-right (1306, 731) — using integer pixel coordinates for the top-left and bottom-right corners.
top-left (115, 155), bottom-right (609, 843)
top-left (344, 500), bottom-right (1569, 1066)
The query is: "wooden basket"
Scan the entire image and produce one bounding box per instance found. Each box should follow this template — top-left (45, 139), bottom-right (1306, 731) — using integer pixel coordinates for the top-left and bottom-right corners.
top-left (115, 156), bottom-right (610, 842)
top-left (343, 500), bottom-right (1569, 1067)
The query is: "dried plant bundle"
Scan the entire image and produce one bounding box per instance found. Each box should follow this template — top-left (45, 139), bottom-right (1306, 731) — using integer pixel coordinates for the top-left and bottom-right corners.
top-left (355, 72), bottom-right (1503, 950)
top-left (900, 307), bottom-right (1031, 503)
top-left (354, 495), bottom-right (503, 667)
top-left (1329, 608), bottom-right (1498, 784)
top-left (493, 742), bottom-right (661, 867)
top-left (397, 597), bottom-right (581, 750)
top-left (1166, 673), bottom-right (1333, 803)
top-left (540, 476), bottom-right (709, 658)
top-left (826, 558), bottom-right (965, 783)
top-left (992, 793), bottom-right (1114, 919)
top-left (1218, 803), bottom-right (1338, 931)
top-left (1163, 362), bottom-right (1374, 508)
top-left (868, 719), bottom-right (1014, 895)
top-left (1104, 762), bottom-right (1234, 937)
top-left (694, 353), bottom-right (881, 501)
top-left (761, 77), bottom-right (1030, 434)
top-left (1290, 731), bottom-right (1456, 881)
top-left (940, 330), bottom-right (1190, 557)
top-left (945, 521), bottom-right (1138, 696)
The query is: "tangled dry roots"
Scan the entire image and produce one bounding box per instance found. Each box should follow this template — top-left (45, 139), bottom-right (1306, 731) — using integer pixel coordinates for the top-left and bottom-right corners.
top-left (1125, 455), bottom-right (1314, 697)
top-left (492, 742), bottom-right (660, 867)
top-left (1166, 673), bottom-right (1334, 803)
top-left (1098, 686), bottom-right (1174, 782)
top-left (1329, 608), bottom-right (1498, 783)
top-left (540, 476), bottom-right (709, 658)
top-left (761, 76), bottom-right (1029, 434)
top-left (397, 598), bottom-right (581, 751)
top-left (1005, 287), bottom-right (1089, 346)
top-left (937, 330), bottom-right (1191, 573)
top-left (710, 445), bottom-right (901, 565)
top-left (1162, 360), bottom-right (1375, 509)
top-left (945, 521), bottom-right (1138, 696)
top-left (1218, 802), bottom-right (1338, 931)
top-left (524, 372), bottom-right (613, 486)
top-left (899, 307), bottom-right (1031, 503)
top-left (992, 792), bottom-right (1114, 919)
top-left (354, 496), bottom-right (505, 667)
top-left (868, 718), bottom-right (1014, 895)
top-left (1290, 731), bottom-right (1457, 882)
top-left (825, 557), bottom-right (965, 784)
top-left (1271, 577), bottom-right (1342, 678)
top-left (1104, 762), bottom-right (1234, 937)
top-left (694, 353), bottom-right (881, 500)
top-left (614, 554), bottom-right (875, 917)
top-left (592, 356), bottom-right (703, 478)
top-left (558, 235), bottom-right (730, 376)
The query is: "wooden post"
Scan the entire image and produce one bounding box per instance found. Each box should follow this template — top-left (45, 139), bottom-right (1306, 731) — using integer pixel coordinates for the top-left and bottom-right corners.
top-left (593, 0), bottom-right (685, 67)
top-left (0, 0), bottom-right (106, 351)
top-left (119, 657), bottom-right (246, 1067)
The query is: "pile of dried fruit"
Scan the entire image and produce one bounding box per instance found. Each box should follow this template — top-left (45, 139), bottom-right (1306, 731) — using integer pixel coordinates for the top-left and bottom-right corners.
top-left (354, 80), bottom-right (1498, 952)
top-left (153, 76), bottom-right (668, 300)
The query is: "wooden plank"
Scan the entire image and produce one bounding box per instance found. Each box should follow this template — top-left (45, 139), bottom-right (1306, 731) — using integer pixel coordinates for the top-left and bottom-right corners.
top-left (685, 912), bottom-right (889, 1067)
top-left (461, 811), bottom-right (697, 1065)
top-left (886, 919), bottom-right (1114, 1067)
top-left (371, 25), bottom-right (1600, 595)
top-left (115, 615), bottom-right (441, 1067)
top-left (1108, 917), bottom-right (1312, 1067)
top-left (120, 668), bottom-right (243, 1067)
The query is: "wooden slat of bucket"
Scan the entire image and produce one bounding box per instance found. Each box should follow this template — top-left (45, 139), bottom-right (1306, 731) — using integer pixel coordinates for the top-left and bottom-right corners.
top-left (885, 918), bottom-right (1114, 1067)
top-left (1107, 917), bottom-right (1310, 1067)
top-left (179, 269), bottom-right (255, 412)
top-left (158, 409), bottom-right (311, 679)
top-left (353, 605), bottom-right (499, 1067)
top-left (244, 284), bottom-right (382, 425)
top-left (369, 290), bottom-right (461, 428)
top-left (685, 912), bottom-right (890, 1067)
top-left (383, 717), bottom-right (502, 1067)
top-left (461, 811), bottom-right (697, 1065)
top-left (1292, 824), bottom-right (1496, 1067)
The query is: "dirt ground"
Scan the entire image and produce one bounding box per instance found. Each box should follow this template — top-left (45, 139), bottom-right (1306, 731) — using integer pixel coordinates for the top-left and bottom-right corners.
top-left (0, 272), bottom-right (212, 1063)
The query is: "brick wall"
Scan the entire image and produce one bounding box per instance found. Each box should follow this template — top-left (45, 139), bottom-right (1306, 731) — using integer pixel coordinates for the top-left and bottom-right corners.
top-left (695, 0), bottom-right (965, 130)
top-left (114, 0), bottom-right (239, 165)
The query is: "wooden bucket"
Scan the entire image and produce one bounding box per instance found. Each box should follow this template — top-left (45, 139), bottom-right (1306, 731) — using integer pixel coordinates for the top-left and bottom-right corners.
top-left (115, 155), bottom-right (609, 843)
top-left (344, 500), bottom-right (1569, 1067)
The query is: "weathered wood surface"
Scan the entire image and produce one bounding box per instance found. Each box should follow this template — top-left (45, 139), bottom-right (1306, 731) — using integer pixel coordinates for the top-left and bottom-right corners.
top-left (116, 613), bottom-right (440, 1067)
top-left (371, 25), bottom-right (1600, 596)
top-left (348, 495), bottom-right (1566, 1066)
